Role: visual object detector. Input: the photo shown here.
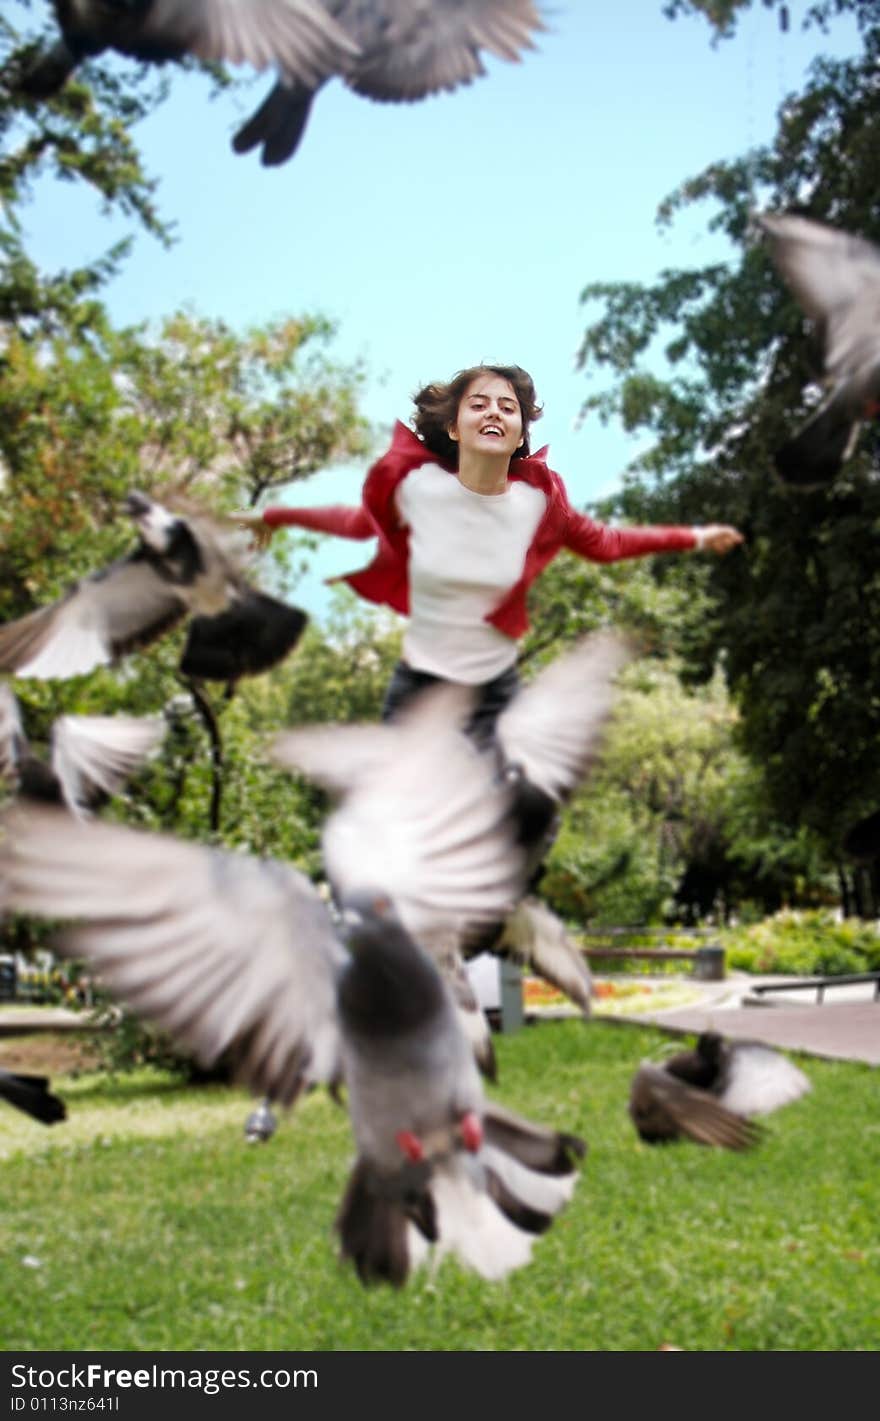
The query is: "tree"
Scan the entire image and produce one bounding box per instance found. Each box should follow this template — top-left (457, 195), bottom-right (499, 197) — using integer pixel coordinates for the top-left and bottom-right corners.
top-left (575, 8), bottom-right (880, 911)
top-left (0, 308), bottom-right (371, 609)
top-left (539, 654), bottom-right (830, 926)
top-left (0, 3), bottom-right (182, 341)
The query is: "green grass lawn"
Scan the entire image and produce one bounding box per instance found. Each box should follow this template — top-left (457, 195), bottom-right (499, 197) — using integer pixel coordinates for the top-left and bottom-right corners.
top-left (1, 1020), bottom-right (877, 1352)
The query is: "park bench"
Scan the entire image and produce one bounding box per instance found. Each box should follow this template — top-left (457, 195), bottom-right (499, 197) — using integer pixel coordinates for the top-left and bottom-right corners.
top-left (579, 926), bottom-right (726, 982)
top-left (471, 924), bottom-right (727, 1033)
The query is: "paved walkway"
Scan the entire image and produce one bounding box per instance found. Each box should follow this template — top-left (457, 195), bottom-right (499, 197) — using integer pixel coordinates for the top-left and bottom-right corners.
top-left (0, 1006), bottom-right (92, 1035)
top-left (609, 973), bottom-right (880, 1066)
top-left (3, 977), bottom-right (879, 1066)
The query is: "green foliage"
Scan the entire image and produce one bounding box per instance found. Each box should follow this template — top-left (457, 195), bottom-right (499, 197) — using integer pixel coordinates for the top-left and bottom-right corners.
top-left (1, 5), bottom-right (175, 345)
top-left (722, 908), bottom-right (880, 975)
top-left (537, 652), bottom-right (827, 926)
top-left (1, 1022), bottom-right (876, 1350)
top-left (84, 999), bottom-right (196, 1077)
top-left (576, 9), bottom-right (880, 896)
top-left (0, 309), bottom-right (372, 622)
top-left (277, 588), bottom-right (402, 727)
top-left (662, 1), bottom-right (877, 41)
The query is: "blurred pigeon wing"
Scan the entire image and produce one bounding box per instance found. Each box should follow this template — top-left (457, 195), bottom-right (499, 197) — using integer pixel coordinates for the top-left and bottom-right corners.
top-left (420, 923), bottom-right (498, 1080)
top-left (317, 690), bottom-right (526, 936)
top-left (0, 806), bottom-right (346, 1102)
top-left (496, 630), bottom-right (631, 800)
top-left (271, 722), bottom-right (400, 797)
top-left (718, 1043), bottom-right (811, 1117)
top-left (0, 558), bottom-right (186, 680)
top-left (482, 1143), bottom-right (577, 1217)
top-left (630, 1064), bottom-right (762, 1150)
top-left (756, 213), bottom-right (880, 377)
top-left (145, 0), bottom-right (359, 83)
top-left (482, 1100), bottom-right (586, 1174)
top-left (756, 213), bottom-right (880, 318)
top-left (494, 897), bottom-right (592, 1014)
top-left (345, 0), bottom-right (544, 101)
top-left (0, 683), bottom-right (24, 782)
top-left (180, 590), bottom-right (307, 681)
top-left (51, 714), bottom-right (166, 817)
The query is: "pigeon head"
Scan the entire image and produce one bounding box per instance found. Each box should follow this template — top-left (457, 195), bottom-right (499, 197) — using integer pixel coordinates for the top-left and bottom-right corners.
top-left (124, 491), bottom-right (204, 584)
top-left (696, 1032), bottom-right (725, 1069)
top-left (125, 491), bottom-right (181, 550)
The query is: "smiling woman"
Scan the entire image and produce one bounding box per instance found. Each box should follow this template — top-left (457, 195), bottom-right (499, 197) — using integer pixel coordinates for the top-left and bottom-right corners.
top-left (236, 360), bottom-right (743, 741)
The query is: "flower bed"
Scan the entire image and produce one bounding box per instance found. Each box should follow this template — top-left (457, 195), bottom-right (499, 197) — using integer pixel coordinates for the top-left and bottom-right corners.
top-left (522, 976), bottom-right (704, 1015)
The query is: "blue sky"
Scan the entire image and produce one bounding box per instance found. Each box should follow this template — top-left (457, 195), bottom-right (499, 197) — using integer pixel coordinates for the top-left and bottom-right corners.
top-left (18, 2), bottom-right (859, 615)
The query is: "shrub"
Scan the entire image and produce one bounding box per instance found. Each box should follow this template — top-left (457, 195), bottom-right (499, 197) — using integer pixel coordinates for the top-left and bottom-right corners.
top-left (721, 909), bottom-right (880, 976)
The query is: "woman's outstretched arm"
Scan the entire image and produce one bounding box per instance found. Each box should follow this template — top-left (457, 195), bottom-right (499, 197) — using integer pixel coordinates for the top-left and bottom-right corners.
top-left (234, 503), bottom-right (375, 552)
top-left (564, 509), bottom-right (743, 562)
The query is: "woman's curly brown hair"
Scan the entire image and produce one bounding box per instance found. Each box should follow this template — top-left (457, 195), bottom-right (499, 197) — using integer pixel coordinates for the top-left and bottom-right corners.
top-left (411, 365), bottom-right (543, 466)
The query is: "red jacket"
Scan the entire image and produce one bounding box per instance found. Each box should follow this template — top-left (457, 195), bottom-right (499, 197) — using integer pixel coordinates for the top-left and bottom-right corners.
top-left (263, 421), bottom-right (697, 638)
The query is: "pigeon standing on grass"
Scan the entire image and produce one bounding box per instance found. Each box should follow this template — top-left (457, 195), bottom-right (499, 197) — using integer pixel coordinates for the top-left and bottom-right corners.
top-left (0, 682), bottom-right (165, 819)
top-left (629, 1030), bottom-right (811, 1151)
top-left (0, 683), bottom-right (585, 1287)
top-left (0, 1066), bottom-right (66, 1125)
top-left (18, 0), bottom-right (360, 104)
top-left (232, 0), bottom-right (546, 166)
top-left (754, 210), bottom-right (880, 488)
top-left (0, 491), bottom-right (307, 684)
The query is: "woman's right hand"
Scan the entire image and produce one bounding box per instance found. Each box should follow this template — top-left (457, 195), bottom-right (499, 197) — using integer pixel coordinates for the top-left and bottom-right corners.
top-left (233, 512), bottom-right (275, 552)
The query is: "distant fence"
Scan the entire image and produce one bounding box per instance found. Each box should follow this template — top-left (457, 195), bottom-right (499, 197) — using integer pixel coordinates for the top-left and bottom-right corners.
top-left (747, 971), bottom-right (880, 1005)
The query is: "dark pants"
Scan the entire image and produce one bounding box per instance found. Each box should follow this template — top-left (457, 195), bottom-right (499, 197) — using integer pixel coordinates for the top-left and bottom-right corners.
top-left (381, 659), bottom-right (521, 749)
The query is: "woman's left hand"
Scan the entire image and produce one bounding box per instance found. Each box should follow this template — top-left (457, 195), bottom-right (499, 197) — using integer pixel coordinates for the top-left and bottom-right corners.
top-left (698, 525), bottom-right (744, 555)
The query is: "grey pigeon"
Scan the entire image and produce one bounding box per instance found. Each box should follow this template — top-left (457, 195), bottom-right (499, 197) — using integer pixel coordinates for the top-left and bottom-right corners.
top-left (0, 685), bottom-right (584, 1286)
top-left (754, 210), bottom-right (880, 488)
top-left (0, 682), bottom-right (165, 819)
top-left (0, 1066), bottom-right (66, 1125)
top-left (19, 0), bottom-right (359, 102)
top-left (272, 629), bottom-right (629, 1060)
top-left (0, 491), bottom-right (307, 683)
top-left (232, 0), bottom-right (545, 166)
top-left (629, 1030), bottom-right (811, 1151)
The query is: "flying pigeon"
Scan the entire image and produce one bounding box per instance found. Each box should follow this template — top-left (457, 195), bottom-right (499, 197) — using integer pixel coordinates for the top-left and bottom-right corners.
top-left (754, 210), bottom-right (880, 489)
top-left (232, 0), bottom-right (545, 166)
top-left (0, 682), bottom-right (165, 819)
top-left (272, 629), bottom-right (630, 1051)
top-left (0, 491), bottom-right (307, 684)
top-left (18, 0), bottom-right (359, 102)
top-left (0, 1066), bottom-right (67, 1125)
top-left (0, 684), bottom-right (585, 1287)
top-left (629, 1030), bottom-right (811, 1151)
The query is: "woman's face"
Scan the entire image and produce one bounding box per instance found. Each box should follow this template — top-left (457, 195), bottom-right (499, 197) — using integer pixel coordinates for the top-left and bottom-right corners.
top-left (448, 375), bottom-right (524, 460)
